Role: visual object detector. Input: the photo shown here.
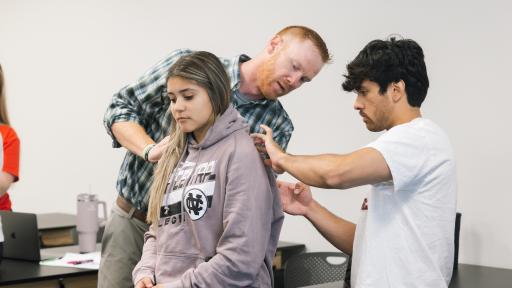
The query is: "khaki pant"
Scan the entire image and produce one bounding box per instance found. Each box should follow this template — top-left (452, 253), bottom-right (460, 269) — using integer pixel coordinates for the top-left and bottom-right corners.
top-left (98, 202), bottom-right (149, 288)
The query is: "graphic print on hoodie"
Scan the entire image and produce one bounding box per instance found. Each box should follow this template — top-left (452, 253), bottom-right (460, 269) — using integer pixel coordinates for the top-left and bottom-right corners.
top-left (159, 160), bottom-right (216, 226)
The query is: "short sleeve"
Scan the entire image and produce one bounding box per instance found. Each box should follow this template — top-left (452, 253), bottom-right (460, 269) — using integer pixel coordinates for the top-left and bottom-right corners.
top-left (366, 125), bottom-right (427, 191)
top-left (0, 125), bottom-right (20, 181)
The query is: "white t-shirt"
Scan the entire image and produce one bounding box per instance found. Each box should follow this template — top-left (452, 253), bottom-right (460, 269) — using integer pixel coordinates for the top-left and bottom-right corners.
top-left (351, 118), bottom-right (457, 288)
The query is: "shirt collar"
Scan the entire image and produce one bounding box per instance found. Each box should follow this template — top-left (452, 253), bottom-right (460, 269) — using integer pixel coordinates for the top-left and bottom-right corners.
top-left (226, 54), bottom-right (276, 106)
top-left (227, 54), bottom-right (250, 91)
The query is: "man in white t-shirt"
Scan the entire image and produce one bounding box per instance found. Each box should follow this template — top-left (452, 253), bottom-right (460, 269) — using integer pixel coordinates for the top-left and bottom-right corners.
top-left (253, 37), bottom-right (457, 288)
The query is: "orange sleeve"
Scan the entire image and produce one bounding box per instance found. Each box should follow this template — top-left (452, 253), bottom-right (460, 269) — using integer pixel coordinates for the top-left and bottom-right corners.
top-left (0, 125), bottom-right (20, 181)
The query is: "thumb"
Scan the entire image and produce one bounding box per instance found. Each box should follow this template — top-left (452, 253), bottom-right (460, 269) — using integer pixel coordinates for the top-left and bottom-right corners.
top-left (294, 182), bottom-right (304, 194)
top-left (259, 124), bottom-right (273, 138)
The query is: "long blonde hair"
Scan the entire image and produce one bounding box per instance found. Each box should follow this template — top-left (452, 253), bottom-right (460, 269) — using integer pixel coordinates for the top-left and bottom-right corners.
top-left (147, 51), bottom-right (231, 225)
top-left (0, 64), bottom-right (11, 125)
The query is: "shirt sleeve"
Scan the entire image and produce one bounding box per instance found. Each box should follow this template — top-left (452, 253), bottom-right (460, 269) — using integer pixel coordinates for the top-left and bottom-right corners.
top-left (271, 103), bottom-right (294, 152)
top-left (168, 134), bottom-right (275, 287)
top-left (103, 49), bottom-right (192, 148)
top-left (0, 125), bottom-right (20, 181)
top-left (366, 125), bottom-right (428, 192)
top-left (132, 225), bottom-right (157, 285)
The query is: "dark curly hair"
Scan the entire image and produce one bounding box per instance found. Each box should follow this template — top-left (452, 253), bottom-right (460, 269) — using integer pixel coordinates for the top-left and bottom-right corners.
top-left (342, 37), bottom-right (429, 107)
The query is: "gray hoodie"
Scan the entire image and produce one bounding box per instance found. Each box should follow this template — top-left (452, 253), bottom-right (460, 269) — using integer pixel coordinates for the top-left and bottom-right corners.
top-left (133, 105), bottom-right (284, 287)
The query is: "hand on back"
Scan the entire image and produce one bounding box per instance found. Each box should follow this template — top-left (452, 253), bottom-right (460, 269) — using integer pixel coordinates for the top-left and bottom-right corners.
top-left (251, 125), bottom-right (286, 174)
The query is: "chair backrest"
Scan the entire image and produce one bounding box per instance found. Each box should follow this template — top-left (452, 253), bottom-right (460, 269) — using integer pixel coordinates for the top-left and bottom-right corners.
top-left (284, 252), bottom-right (350, 288)
top-left (454, 212), bottom-right (461, 270)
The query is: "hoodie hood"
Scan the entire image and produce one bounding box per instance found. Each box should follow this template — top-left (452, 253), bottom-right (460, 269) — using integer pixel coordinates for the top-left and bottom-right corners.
top-left (188, 104), bottom-right (248, 149)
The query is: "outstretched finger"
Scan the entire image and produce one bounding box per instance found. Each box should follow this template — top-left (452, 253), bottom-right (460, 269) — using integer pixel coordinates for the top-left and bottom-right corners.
top-left (259, 124), bottom-right (273, 138)
top-left (252, 136), bottom-right (264, 144)
top-left (295, 182), bottom-right (310, 195)
top-left (250, 132), bottom-right (266, 141)
top-left (255, 146), bottom-right (267, 154)
top-left (294, 183), bottom-right (303, 195)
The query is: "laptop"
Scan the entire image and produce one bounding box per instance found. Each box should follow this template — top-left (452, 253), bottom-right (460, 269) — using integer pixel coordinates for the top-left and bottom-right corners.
top-left (0, 211), bottom-right (55, 261)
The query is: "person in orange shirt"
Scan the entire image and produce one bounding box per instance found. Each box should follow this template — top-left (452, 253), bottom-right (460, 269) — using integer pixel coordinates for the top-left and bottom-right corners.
top-left (0, 64), bottom-right (20, 211)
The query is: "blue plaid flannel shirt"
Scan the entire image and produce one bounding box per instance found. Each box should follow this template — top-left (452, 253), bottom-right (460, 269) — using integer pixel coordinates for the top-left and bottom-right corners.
top-left (104, 49), bottom-right (294, 212)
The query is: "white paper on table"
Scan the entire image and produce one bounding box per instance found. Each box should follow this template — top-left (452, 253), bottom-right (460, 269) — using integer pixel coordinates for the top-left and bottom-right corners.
top-left (39, 251), bottom-right (100, 270)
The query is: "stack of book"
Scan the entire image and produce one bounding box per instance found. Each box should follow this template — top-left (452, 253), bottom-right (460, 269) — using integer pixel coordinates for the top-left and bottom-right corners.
top-left (38, 213), bottom-right (78, 247)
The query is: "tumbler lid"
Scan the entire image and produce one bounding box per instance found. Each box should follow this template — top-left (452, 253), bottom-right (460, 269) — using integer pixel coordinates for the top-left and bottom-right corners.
top-left (77, 193), bottom-right (98, 202)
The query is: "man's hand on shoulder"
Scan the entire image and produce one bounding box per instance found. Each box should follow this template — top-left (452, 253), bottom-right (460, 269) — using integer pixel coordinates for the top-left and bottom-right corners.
top-left (251, 125), bottom-right (286, 174)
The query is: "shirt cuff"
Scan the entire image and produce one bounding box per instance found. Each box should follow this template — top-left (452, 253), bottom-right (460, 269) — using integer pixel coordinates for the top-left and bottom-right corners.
top-left (133, 270), bottom-right (154, 287)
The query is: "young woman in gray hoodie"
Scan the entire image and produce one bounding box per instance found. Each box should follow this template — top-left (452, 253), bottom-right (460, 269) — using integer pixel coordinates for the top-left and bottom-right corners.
top-left (133, 51), bottom-right (284, 288)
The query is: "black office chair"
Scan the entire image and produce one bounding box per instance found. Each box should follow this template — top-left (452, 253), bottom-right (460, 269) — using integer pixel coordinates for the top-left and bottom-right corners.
top-left (284, 252), bottom-right (350, 288)
top-left (454, 212), bottom-right (461, 270)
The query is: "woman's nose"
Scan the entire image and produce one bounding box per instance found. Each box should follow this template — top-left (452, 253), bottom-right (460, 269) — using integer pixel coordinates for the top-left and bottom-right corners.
top-left (173, 98), bottom-right (185, 111)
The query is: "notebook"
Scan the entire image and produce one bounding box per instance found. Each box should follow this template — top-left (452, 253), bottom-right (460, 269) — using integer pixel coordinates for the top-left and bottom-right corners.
top-left (0, 211), bottom-right (55, 261)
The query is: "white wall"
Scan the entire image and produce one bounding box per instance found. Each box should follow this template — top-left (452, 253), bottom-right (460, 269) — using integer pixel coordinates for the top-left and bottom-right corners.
top-left (1, 0), bottom-right (511, 269)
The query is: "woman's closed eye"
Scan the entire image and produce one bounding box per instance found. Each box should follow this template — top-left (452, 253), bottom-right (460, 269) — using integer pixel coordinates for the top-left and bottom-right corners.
top-left (169, 94), bottom-right (194, 103)
top-left (183, 94), bottom-right (194, 101)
